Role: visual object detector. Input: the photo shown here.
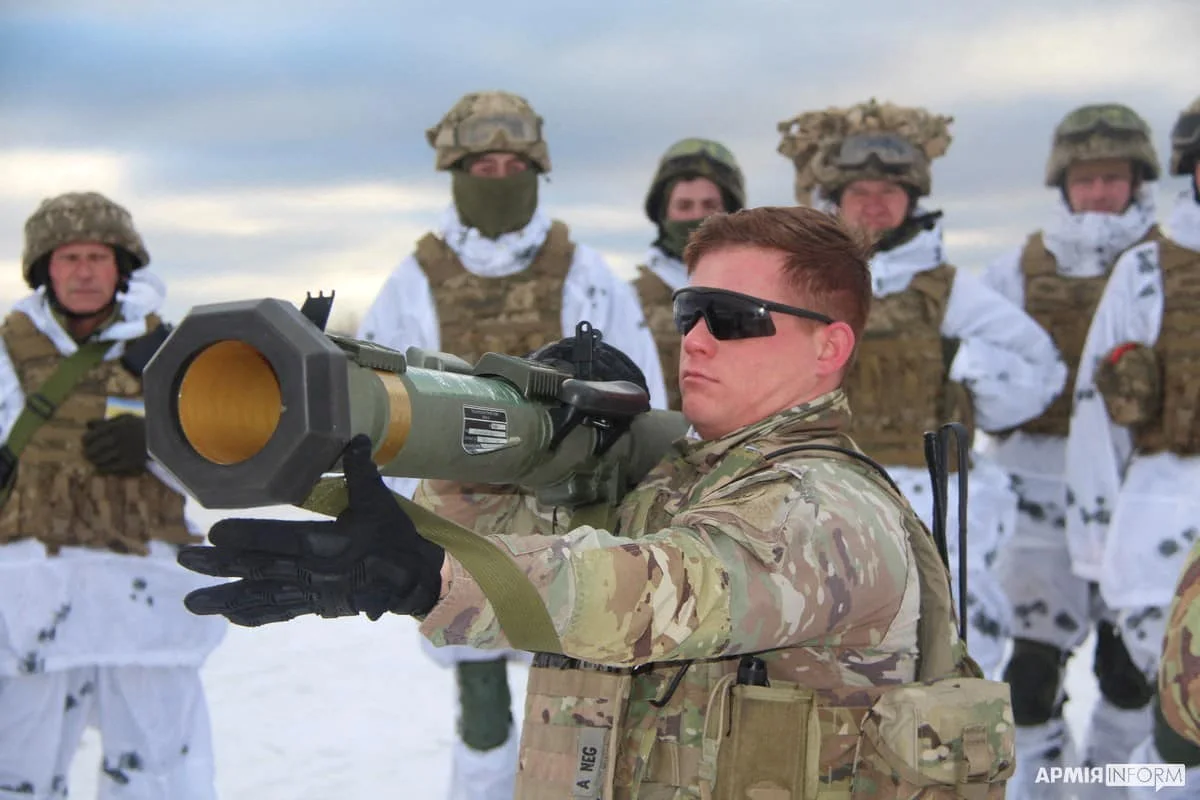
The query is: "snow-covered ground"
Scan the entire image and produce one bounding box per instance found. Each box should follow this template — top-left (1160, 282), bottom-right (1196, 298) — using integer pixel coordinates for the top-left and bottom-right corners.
top-left (69, 499), bottom-right (1101, 799)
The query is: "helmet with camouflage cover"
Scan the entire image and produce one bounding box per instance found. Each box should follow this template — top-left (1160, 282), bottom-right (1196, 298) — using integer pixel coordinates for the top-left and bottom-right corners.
top-left (1045, 103), bottom-right (1159, 187)
top-left (426, 90), bottom-right (551, 173)
top-left (1170, 96), bottom-right (1200, 176)
top-left (643, 138), bottom-right (746, 224)
top-left (777, 99), bottom-right (953, 205)
top-left (22, 191), bottom-right (150, 288)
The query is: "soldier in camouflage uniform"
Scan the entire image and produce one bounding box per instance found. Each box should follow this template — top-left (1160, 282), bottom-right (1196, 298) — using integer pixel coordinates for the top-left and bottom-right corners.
top-left (1157, 540), bottom-right (1200, 793)
top-left (179, 205), bottom-right (1018, 799)
top-left (979, 103), bottom-right (1166, 800)
top-left (633, 138), bottom-right (746, 410)
top-left (0, 193), bottom-right (225, 799)
top-left (777, 99), bottom-right (1067, 683)
top-left (355, 89), bottom-right (666, 800)
top-left (1064, 96), bottom-right (1200, 797)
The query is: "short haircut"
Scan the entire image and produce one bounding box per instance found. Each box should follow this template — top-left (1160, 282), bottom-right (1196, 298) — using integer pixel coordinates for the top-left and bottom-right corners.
top-left (683, 206), bottom-right (872, 342)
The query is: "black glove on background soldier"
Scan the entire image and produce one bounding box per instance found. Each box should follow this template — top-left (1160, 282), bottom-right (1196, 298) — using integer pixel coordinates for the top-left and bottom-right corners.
top-left (78, 322), bottom-right (172, 477)
top-left (177, 434), bottom-right (445, 627)
top-left (82, 414), bottom-right (147, 476)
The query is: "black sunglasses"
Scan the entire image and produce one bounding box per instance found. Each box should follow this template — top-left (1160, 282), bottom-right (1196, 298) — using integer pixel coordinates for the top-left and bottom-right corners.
top-left (672, 287), bottom-right (835, 341)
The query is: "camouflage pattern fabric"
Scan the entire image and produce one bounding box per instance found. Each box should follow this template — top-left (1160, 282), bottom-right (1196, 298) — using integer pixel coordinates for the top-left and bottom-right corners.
top-left (1160, 537), bottom-right (1200, 747)
top-left (1130, 239), bottom-right (1200, 456)
top-left (425, 90), bottom-right (551, 173)
top-left (22, 191), bottom-right (150, 283)
top-left (1096, 343), bottom-right (1162, 427)
top-left (413, 220), bottom-right (574, 365)
top-left (417, 390), bottom-right (1013, 798)
top-left (841, 264), bottom-right (965, 467)
top-left (1170, 96), bottom-right (1200, 176)
top-left (631, 267), bottom-right (681, 411)
top-left (1015, 231), bottom-right (1155, 437)
top-left (643, 138), bottom-right (746, 225)
top-left (0, 311), bottom-right (196, 555)
top-left (777, 98), bottom-right (953, 204)
top-left (1044, 103), bottom-right (1159, 187)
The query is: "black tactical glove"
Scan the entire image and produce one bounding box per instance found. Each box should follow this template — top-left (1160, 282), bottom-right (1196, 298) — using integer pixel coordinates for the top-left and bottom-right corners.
top-left (177, 434), bottom-right (445, 627)
top-left (82, 414), bottom-right (148, 476)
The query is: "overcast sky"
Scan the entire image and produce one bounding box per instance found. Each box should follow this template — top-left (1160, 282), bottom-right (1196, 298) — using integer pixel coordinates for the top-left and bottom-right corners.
top-left (1, 0), bottom-right (1197, 327)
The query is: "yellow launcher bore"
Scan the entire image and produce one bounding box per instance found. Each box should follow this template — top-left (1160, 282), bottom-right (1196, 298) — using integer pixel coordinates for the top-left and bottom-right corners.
top-left (178, 340), bottom-right (283, 465)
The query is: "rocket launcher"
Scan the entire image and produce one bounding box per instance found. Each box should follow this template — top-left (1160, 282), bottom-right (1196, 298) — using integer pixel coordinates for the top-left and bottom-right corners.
top-left (142, 296), bottom-right (689, 511)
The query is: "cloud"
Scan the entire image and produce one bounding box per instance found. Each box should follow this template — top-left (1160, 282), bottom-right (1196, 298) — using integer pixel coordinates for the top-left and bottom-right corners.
top-left (0, 0), bottom-right (1195, 327)
top-left (0, 149), bottom-right (129, 200)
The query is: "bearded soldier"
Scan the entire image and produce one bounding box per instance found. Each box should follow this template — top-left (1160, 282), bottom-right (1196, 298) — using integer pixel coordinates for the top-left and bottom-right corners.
top-left (633, 138), bottom-right (746, 409)
top-left (1065, 96), bottom-right (1200, 798)
top-left (776, 99), bottom-right (1067, 681)
top-left (355, 90), bottom-right (666, 800)
top-left (982, 103), bottom-right (1165, 799)
top-left (0, 193), bottom-right (225, 799)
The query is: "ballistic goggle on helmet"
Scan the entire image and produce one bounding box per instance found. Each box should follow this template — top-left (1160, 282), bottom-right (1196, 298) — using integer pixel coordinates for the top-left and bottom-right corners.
top-left (1170, 97), bottom-right (1200, 176)
top-left (818, 131), bottom-right (932, 198)
top-left (426, 90), bottom-right (551, 173)
top-left (1045, 103), bottom-right (1160, 186)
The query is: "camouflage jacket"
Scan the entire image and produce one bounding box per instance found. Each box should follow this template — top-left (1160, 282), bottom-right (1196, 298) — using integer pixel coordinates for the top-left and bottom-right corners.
top-left (419, 389), bottom-right (920, 668)
top-left (1161, 536), bottom-right (1200, 748)
top-left (418, 390), bottom-right (938, 796)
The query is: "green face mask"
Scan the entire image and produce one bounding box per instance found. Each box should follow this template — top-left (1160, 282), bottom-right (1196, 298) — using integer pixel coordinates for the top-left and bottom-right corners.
top-left (659, 218), bottom-right (706, 260)
top-left (451, 169), bottom-right (539, 239)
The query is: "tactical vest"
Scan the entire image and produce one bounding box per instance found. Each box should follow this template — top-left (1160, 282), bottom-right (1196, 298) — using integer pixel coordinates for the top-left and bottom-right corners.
top-left (0, 311), bottom-right (195, 555)
top-left (842, 264), bottom-right (970, 467)
top-left (632, 266), bottom-right (681, 411)
top-left (515, 432), bottom-right (1013, 799)
top-left (1016, 229), bottom-right (1156, 437)
top-left (1132, 239), bottom-right (1200, 456)
top-left (414, 220), bottom-right (575, 364)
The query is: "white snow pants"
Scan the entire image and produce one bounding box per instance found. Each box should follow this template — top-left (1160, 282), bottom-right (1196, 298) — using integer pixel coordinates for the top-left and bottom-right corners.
top-left (0, 665), bottom-right (215, 800)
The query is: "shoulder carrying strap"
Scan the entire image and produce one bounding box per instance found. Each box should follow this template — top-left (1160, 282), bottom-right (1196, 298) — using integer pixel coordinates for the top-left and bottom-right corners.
top-left (413, 233), bottom-right (463, 285)
top-left (633, 265), bottom-right (673, 305)
top-left (0, 338), bottom-right (112, 502)
top-left (1018, 232), bottom-right (1054, 279)
top-left (529, 220), bottom-right (576, 277)
top-left (301, 478), bottom-right (565, 654)
top-left (765, 439), bottom-right (966, 678)
top-left (765, 441), bottom-right (903, 497)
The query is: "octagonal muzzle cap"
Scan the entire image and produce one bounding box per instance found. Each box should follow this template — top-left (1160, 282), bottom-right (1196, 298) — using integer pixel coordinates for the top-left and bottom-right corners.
top-left (143, 298), bottom-right (352, 508)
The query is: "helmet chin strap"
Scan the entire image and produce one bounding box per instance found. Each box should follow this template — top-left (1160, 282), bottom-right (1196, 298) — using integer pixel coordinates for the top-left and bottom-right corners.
top-left (44, 282), bottom-right (119, 330)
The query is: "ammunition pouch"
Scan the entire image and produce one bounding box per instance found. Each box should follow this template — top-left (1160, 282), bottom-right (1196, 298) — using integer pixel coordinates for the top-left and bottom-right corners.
top-left (698, 672), bottom-right (1015, 799)
top-left (852, 676), bottom-right (1015, 799)
top-left (516, 660), bottom-right (634, 800)
top-left (699, 673), bottom-right (820, 800)
top-left (1095, 343), bottom-right (1162, 427)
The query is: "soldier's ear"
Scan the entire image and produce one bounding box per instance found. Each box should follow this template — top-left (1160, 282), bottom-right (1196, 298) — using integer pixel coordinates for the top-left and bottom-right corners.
top-left (815, 321), bottom-right (855, 378)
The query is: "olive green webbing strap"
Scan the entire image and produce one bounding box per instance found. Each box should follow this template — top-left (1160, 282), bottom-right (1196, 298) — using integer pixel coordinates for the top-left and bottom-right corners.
top-left (0, 339), bottom-right (112, 506)
top-left (301, 478), bottom-right (565, 654)
top-left (565, 501), bottom-right (617, 531)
